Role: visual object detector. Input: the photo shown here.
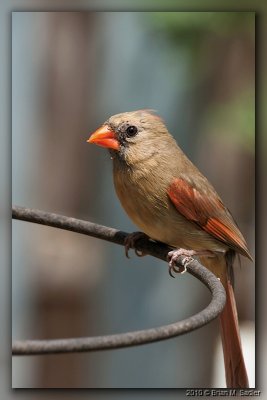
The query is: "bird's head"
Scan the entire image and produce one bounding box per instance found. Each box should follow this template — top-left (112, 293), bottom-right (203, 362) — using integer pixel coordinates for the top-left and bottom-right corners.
top-left (87, 110), bottom-right (173, 166)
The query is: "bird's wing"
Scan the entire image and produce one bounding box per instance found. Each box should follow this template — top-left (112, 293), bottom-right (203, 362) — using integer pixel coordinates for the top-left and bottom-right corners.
top-left (167, 177), bottom-right (251, 259)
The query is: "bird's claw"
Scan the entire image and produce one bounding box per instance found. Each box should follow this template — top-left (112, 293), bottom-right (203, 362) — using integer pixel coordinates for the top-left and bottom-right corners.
top-left (124, 232), bottom-right (148, 258)
top-left (167, 249), bottom-right (196, 278)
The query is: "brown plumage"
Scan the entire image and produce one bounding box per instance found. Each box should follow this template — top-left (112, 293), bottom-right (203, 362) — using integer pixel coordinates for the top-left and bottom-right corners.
top-left (87, 109), bottom-right (252, 388)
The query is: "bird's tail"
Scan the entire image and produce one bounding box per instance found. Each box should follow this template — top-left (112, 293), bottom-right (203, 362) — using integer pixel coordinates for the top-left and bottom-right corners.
top-left (200, 251), bottom-right (249, 388)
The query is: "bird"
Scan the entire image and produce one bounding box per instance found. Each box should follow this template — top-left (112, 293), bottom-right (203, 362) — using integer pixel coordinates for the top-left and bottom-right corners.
top-left (87, 109), bottom-right (252, 388)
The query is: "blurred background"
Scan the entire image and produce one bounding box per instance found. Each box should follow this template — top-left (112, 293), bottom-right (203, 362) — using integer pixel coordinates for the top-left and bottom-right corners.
top-left (12, 11), bottom-right (254, 388)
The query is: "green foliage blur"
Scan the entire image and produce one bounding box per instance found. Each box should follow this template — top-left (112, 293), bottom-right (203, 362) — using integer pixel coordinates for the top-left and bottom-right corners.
top-left (146, 12), bottom-right (255, 152)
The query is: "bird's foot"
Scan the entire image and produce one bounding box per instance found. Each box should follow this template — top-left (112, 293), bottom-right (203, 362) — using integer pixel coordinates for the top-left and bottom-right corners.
top-left (167, 248), bottom-right (214, 278)
top-left (124, 231), bottom-right (149, 258)
top-left (167, 249), bottom-right (194, 277)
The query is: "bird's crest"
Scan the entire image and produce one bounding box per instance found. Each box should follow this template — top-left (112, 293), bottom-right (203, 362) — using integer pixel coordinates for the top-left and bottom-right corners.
top-left (134, 109), bottom-right (165, 123)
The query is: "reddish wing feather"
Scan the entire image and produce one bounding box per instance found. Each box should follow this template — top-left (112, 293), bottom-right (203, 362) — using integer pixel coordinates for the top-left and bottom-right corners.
top-left (168, 177), bottom-right (251, 258)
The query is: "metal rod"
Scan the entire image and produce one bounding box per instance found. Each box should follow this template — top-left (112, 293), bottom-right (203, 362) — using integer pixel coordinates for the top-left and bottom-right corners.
top-left (12, 206), bottom-right (226, 356)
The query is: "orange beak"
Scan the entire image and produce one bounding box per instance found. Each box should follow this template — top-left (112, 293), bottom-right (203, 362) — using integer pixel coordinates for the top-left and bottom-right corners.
top-left (87, 125), bottom-right (119, 151)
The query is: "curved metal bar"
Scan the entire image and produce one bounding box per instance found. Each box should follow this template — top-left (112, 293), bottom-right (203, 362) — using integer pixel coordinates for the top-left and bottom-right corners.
top-left (12, 206), bottom-right (226, 356)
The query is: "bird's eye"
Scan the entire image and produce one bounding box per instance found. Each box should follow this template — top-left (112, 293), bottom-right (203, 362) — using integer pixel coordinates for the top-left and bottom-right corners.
top-left (126, 125), bottom-right (138, 137)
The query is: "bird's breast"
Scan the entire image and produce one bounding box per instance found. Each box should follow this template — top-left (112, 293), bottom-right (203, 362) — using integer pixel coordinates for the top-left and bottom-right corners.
top-left (113, 165), bottom-right (169, 237)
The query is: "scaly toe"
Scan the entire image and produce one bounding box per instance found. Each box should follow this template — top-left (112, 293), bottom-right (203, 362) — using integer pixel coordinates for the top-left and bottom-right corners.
top-left (167, 248), bottom-right (196, 277)
top-left (124, 232), bottom-right (148, 258)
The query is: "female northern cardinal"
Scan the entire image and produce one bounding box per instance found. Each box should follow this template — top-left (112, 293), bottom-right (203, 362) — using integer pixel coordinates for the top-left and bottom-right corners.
top-left (87, 110), bottom-right (252, 388)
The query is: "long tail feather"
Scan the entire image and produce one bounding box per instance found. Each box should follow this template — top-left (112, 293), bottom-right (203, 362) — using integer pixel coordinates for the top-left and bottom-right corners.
top-left (219, 255), bottom-right (249, 388)
top-left (200, 252), bottom-right (249, 388)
